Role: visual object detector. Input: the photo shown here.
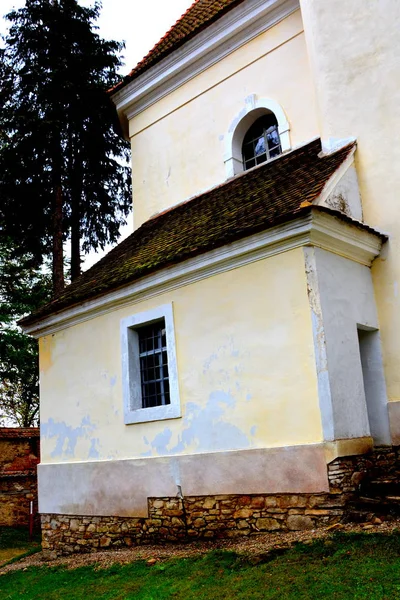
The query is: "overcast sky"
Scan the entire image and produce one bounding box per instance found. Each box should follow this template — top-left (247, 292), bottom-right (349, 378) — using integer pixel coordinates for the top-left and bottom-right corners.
top-left (1, 0), bottom-right (191, 74)
top-left (1, 0), bottom-right (192, 268)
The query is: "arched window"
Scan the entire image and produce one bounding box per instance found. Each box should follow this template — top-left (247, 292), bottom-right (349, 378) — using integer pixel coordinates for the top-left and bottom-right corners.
top-left (224, 97), bottom-right (289, 178)
top-left (242, 114), bottom-right (281, 170)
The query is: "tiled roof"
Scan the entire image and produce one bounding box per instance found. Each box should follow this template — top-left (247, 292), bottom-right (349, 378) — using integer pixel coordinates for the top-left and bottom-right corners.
top-left (112, 0), bottom-right (243, 94)
top-left (0, 428), bottom-right (40, 439)
top-left (21, 139), bottom-right (364, 327)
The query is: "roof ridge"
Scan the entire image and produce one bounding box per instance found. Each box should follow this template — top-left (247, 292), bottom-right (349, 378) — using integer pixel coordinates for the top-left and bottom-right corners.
top-left (129, 0), bottom-right (199, 78)
top-left (111, 0), bottom-right (244, 95)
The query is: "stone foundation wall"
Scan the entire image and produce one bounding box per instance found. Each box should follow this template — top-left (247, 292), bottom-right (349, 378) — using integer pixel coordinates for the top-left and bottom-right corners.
top-left (328, 446), bottom-right (400, 492)
top-left (41, 446), bottom-right (400, 557)
top-left (42, 491), bottom-right (345, 558)
top-left (0, 428), bottom-right (40, 527)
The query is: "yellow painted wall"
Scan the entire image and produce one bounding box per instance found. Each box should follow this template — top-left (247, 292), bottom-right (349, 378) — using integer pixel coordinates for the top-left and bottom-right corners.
top-left (39, 248), bottom-right (322, 464)
top-left (129, 10), bottom-right (318, 228)
top-left (299, 0), bottom-right (400, 405)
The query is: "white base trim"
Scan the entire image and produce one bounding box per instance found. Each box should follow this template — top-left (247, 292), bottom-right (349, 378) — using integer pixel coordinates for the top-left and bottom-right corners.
top-left (38, 443), bottom-right (329, 517)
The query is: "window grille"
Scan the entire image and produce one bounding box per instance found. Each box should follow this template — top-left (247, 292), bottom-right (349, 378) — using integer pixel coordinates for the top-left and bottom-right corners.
top-left (138, 320), bottom-right (170, 408)
top-left (242, 114), bottom-right (282, 170)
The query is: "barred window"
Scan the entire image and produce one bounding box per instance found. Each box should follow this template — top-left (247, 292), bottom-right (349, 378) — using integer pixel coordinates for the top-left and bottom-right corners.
top-left (242, 114), bottom-right (282, 170)
top-left (121, 304), bottom-right (181, 424)
top-left (138, 320), bottom-right (170, 408)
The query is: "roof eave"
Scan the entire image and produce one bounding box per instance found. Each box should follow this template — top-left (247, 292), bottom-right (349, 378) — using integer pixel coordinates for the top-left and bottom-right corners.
top-left (20, 208), bottom-right (385, 339)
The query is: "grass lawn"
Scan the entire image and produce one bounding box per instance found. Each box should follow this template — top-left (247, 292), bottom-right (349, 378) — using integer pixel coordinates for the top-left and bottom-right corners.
top-left (1, 531), bottom-right (400, 599)
top-left (0, 527), bottom-right (41, 567)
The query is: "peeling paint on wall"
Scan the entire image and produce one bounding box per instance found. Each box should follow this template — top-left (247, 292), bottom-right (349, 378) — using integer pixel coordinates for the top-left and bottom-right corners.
top-left (319, 165), bottom-right (363, 221)
top-left (38, 336), bottom-right (54, 374)
top-left (149, 429), bottom-right (173, 455)
top-left (141, 392), bottom-right (251, 456)
top-left (303, 247), bottom-right (334, 441)
top-left (179, 392), bottom-right (251, 452)
top-left (39, 249), bottom-right (322, 463)
top-left (41, 416), bottom-right (100, 461)
top-left (140, 334), bottom-right (255, 457)
top-left (88, 438), bottom-right (100, 460)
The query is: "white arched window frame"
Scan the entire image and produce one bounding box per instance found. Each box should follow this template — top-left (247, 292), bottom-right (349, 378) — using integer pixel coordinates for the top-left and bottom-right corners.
top-left (223, 95), bottom-right (290, 178)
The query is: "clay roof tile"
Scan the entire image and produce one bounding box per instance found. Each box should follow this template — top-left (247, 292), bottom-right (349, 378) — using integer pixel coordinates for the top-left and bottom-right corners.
top-left (111, 0), bottom-right (244, 94)
top-left (20, 139), bottom-right (366, 328)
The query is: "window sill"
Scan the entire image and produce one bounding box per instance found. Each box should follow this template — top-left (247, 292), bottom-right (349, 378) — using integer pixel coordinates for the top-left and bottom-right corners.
top-left (124, 403), bottom-right (181, 425)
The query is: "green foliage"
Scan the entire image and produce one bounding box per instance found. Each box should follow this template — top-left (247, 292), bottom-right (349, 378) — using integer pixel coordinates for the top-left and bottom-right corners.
top-left (0, 0), bottom-right (131, 411)
top-left (0, 240), bottom-right (50, 426)
top-left (0, 0), bottom-right (131, 286)
top-left (1, 532), bottom-right (400, 599)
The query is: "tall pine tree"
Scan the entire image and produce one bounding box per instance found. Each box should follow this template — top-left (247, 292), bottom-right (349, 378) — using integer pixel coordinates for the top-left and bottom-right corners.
top-left (0, 240), bottom-right (51, 426)
top-left (0, 0), bottom-right (131, 294)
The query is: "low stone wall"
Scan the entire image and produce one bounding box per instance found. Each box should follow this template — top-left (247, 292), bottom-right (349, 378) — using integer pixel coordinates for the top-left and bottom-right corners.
top-left (328, 446), bottom-right (400, 492)
top-left (0, 475), bottom-right (38, 527)
top-left (42, 492), bottom-right (344, 558)
top-left (0, 428), bottom-right (40, 527)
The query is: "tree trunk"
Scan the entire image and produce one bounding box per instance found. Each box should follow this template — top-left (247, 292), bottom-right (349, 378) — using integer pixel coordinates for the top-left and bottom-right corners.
top-left (70, 194), bottom-right (81, 280)
top-left (52, 185), bottom-right (64, 296)
top-left (69, 132), bottom-right (81, 280)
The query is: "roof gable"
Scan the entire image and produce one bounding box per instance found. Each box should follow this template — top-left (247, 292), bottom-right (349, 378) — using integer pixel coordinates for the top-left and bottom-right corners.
top-left (112, 0), bottom-right (244, 94)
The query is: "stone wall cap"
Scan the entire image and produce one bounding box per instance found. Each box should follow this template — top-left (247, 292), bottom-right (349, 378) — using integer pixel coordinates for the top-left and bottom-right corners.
top-left (0, 428), bottom-right (40, 439)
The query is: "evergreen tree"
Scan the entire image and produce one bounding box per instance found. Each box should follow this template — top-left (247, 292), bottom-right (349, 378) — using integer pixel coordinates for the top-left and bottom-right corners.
top-left (0, 240), bottom-right (51, 426)
top-left (0, 0), bottom-right (131, 294)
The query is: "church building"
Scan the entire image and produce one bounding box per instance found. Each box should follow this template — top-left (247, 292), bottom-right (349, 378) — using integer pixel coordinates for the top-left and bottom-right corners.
top-left (21, 0), bottom-right (400, 555)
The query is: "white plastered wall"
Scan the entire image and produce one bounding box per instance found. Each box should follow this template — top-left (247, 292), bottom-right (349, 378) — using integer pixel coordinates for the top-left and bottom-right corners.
top-left (314, 162), bottom-right (363, 222)
top-left (38, 248), bottom-right (322, 466)
top-left (299, 0), bottom-right (400, 440)
top-left (37, 248), bottom-right (329, 516)
top-left (305, 247), bottom-right (390, 444)
top-left (129, 11), bottom-right (318, 228)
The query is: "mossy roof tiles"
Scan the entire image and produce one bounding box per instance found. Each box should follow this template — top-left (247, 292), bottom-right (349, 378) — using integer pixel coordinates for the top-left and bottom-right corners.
top-left (22, 139), bottom-right (360, 326)
top-left (111, 0), bottom-right (243, 94)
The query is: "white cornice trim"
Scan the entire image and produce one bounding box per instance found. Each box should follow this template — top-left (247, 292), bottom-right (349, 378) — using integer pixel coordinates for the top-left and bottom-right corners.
top-left (23, 211), bottom-right (383, 339)
top-left (309, 211), bottom-right (383, 267)
top-left (111, 0), bottom-right (300, 127)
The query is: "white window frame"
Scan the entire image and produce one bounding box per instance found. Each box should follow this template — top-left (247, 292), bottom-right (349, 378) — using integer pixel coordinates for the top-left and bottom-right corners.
top-left (121, 303), bottom-right (181, 424)
top-left (223, 95), bottom-right (290, 178)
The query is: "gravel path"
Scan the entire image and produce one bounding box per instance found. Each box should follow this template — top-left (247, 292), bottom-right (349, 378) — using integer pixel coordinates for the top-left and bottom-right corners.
top-left (1, 518), bottom-right (399, 575)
